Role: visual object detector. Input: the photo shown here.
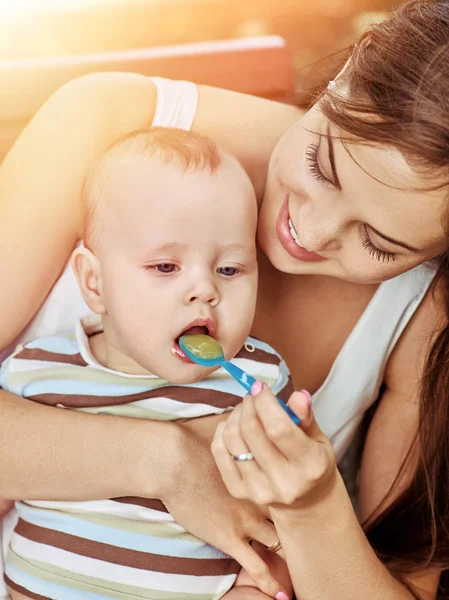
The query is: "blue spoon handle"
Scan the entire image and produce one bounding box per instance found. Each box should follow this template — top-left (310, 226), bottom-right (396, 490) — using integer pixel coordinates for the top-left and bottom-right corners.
top-left (221, 360), bottom-right (300, 426)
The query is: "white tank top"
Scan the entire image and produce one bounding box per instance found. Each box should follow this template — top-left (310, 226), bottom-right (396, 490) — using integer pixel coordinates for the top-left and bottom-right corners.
top-left (0, 77), bottom-right (436, 598)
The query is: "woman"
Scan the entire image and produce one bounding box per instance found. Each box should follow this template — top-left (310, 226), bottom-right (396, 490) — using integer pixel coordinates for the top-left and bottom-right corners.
top-left (0, 0), bottom-right (448, 598)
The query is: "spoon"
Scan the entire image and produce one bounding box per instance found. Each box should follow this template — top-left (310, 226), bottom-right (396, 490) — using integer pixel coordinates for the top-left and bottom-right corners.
top-left (179, 334), bottom-right (300, 425)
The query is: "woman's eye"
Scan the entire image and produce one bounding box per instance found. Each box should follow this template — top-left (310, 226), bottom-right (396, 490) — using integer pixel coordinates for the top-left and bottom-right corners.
top-left (218, 266), bottom-right (238, 277)
top-left (154, 263), bottom-right (178, 273)
top-left (305, 142), bottom-right (333, 186)
top-left (361, 228), bottom-right (396, 264)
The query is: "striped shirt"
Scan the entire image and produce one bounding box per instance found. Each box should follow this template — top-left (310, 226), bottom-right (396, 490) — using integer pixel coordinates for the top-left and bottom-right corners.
top-left (0, 320), bottom-right (293, 600)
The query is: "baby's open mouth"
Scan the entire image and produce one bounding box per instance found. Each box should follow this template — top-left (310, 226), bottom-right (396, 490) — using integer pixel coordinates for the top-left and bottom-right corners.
top-left (172, 323), bottom-right (214, 363)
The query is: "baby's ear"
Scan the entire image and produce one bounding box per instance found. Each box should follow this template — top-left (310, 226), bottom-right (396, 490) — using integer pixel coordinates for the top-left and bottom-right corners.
top-left (71, 246), bottom-right (107, 315)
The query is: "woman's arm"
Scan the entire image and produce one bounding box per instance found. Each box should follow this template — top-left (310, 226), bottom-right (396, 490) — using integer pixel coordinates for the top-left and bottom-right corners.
top-left (0, 391), bottom-right (282, 595)
top-left (194, 85), bottom-right (302, 201)
top-left (212, 288), bottom-right (444, 600)
top-left (0, 73), bottom-right (157, 348)
top-left (0, 386), bottom-right (175, 500)
top-left (276, 293), bottom-right (443, 599)
top-left (0, 73), bottom-right (301, 351)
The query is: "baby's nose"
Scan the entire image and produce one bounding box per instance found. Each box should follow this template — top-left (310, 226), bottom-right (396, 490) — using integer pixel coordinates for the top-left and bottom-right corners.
top-left (186, 278), bottom-right (220, 307)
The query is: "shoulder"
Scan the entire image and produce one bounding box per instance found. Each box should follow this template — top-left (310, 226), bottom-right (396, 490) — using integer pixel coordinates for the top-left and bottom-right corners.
top-left (235, 336), bottom-right (294, 400)
top-left (195, 86), bottom-right (302, 200)
top-left (53, 72), bottom-right (158, 112)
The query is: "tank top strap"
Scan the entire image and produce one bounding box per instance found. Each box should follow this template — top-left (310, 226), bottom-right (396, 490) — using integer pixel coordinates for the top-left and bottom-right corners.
top-left (151, 77), bottom-right (198, 131)
top-left (313, 262), bottom-right (437, 460)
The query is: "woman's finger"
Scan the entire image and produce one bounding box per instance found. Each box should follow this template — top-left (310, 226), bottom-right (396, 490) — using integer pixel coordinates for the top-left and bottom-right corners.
top-left (248, 519), bottom-right (285, 559)
top-left (221, 403), bottom-right (252, 458)
top-left (251, 384), bottom-right (316, 460)
top-left (219, 402), bottom-right (273, 495)
top-left (227, 536), bottom-right (285, 599)
top-left (212, 421), bottom-right (246, 498)
top-left (239, 395), bottom-right (289, 475)
top-left (239, 395), bottom-right (320, 504)
top-left (287, 390), bottom-right (313, 427)
top-left (214, 416), bottom-right (282, 506)
top-left (287, 390), bottom-right (324, 440)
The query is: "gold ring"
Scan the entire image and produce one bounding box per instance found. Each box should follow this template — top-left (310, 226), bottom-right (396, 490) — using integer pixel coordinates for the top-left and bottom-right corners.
top-left (267, 539), bottom-right (282, 553)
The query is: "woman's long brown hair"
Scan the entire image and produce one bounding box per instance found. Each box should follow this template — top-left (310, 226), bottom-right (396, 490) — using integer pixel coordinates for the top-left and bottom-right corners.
top-left (318, 1), bottom-right (449, 597)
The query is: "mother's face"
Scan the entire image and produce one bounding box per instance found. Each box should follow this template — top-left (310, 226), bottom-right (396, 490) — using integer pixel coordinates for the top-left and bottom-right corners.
top-left (258, 105), bottom-right (448, 284)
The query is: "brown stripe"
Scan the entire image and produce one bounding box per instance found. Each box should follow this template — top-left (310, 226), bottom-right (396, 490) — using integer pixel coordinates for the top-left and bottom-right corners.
top-left (277, 376), bottom-right (295, 402)
top-left (15, 519), bottom-right (240, 576)
top-left (235, 345), bottom-right (280, 365)
top-left (15, 347), bottom-right (88, 367)
top-left (4, 574), bottom-right (51, 600)
top-left (28, 385), bottom-right (242, 409)
top-left (112, 497), bottom-right (169, 513)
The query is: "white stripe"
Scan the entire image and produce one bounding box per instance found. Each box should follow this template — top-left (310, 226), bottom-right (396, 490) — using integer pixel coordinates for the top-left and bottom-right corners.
top-left (26, 499), bottom-right (178, 524)
top-left (245, 336), bottom-right (283, 358)
top-left (133, 397), bottom-right (230, 417)
top-left (8, 359), bottom-right (81, 373)
top-left (233, 359), bottom-right (279, 380)
top-left (11, 534), bottom-right (235, 593)
top-left (22, 337), bottom-right (79, 354)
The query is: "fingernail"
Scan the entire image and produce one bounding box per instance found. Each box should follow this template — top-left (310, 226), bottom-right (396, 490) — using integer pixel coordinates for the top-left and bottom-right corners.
top-left (251, 380), bottom-right (264, 396)
top-left (275, 592), bottom-right (289, 600)
top-left (300, 389), bottom-right (312, 409)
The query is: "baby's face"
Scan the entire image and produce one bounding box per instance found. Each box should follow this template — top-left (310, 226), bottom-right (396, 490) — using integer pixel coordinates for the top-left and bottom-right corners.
top-left (95, 154), bottom-right (258, 382)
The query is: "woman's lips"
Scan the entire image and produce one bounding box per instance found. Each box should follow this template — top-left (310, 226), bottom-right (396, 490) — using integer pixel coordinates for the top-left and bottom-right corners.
top-left (275, 197), bottom-right (326, 262)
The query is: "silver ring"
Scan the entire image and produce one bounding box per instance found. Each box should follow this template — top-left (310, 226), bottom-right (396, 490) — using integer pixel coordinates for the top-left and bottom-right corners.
top-left (233, 452), bottom-right (254, 462)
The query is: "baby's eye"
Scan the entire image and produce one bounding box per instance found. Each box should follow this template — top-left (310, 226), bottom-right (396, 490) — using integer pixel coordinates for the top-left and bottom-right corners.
top-left (218, 266), bottom-right (238, 277)
top-left (155, 263), bottom-right (177, 273)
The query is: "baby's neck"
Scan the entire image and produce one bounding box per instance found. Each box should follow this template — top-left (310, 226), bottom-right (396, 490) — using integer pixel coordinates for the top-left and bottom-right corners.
top-left (89, 331), bottom-right (154, 376)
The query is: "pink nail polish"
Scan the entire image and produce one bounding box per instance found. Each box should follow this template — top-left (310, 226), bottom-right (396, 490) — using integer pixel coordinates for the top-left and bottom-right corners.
top-left (300, 388), bottom-right (312, 408)
top-left (251, 380), bottom-right (264, 396)
top-left (275, 592), bottom-right (289, 600)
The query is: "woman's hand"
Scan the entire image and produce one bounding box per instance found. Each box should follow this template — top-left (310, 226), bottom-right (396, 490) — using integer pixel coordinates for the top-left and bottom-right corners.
top-left (211, 384), bottom-right (337, 511)
top-left (159, 414), bottom-right (287, 598)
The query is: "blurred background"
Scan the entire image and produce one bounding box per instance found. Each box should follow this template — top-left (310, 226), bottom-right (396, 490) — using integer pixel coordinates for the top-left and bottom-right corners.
top-left (0, 0), bottom-right (405, 162)
top-left (1, 0), bottom-right (402, 94)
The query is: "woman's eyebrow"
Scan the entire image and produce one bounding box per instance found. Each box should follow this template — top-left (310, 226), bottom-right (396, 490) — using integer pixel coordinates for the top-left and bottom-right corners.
top-left (327, 125), bottom-right (342, 190)
top-left (368, 225), bottom-right (421, 253)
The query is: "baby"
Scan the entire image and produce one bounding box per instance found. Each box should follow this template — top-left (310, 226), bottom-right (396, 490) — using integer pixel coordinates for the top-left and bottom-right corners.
top-left (0, 128), bottom-right (292, 600)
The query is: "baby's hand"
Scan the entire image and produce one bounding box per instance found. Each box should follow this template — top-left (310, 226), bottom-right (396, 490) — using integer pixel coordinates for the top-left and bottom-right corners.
top-left (0, 499), bottom-right (14, 518)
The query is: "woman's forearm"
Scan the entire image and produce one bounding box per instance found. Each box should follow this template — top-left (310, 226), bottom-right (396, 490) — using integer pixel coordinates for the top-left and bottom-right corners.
top-left (0, 388), bottom-right (178, 501)
top-left (0, 394), bottom-right (287, 596)
top-left (271, 473), bottom-right (417, 600)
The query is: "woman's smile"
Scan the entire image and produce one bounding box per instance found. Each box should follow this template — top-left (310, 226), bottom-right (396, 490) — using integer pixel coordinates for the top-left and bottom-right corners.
top-left (275, 196), bottom-right (326, 262)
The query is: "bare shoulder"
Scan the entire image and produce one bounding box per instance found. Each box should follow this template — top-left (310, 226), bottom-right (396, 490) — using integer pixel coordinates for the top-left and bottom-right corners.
top-left (195, 86), bottom-right (303, 200)
top-left (385, 273), bottom-right (445, 391)
top-left (50, 72), bottom-right (158, 145)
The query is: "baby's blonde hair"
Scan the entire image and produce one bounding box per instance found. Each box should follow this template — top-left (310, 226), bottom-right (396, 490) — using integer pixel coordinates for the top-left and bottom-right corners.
top-left (82, 127), bottom-right (222, 249)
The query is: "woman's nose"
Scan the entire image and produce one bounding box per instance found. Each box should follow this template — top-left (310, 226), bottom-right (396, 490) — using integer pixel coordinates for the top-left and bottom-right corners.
top-left (297, 204), bottom-right (343, 253)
